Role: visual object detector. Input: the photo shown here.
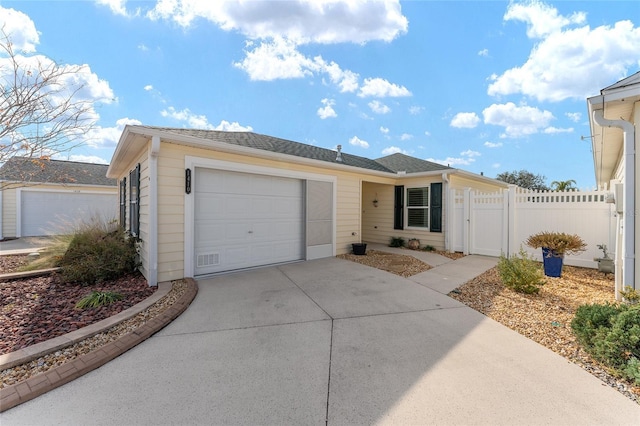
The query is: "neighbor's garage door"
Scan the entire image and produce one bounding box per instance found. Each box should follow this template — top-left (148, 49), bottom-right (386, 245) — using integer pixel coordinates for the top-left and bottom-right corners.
top-left (21, 190), bottom-right (117, 236)
top-left (194, 168), bottom-right (304, 275)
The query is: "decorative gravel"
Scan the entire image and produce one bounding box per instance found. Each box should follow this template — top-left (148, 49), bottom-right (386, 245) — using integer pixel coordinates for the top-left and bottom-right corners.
top-left (337, 249), bottom-right (432, 277)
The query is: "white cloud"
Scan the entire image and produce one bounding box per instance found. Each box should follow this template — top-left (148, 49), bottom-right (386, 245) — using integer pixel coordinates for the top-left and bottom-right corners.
top-left (400, 133), bottom-right (413, 141)
top-left (85, 117), bottom-right (142, 149)
top-left (214, 120), bottom-right (253, 132)
top-left (368, 100), bottom-right (391, 114)
top-left (483, 102), bottom-right (554, 138)
top-left (160, 107), bottom-right (252, 131)
top-left (0, 6), bottom-right (39, 53)
top-left (450, 112), bottom-right (480, 129)
top-left (95, 0), bottom-right (129, 17)
top-left (426, 156), bottom-right (475, 167)
top-left (424, 131), bottom-right (431, 137)
top-left (349, 136), bottom-right (369, 149)
top-left (489, 2), bottom-right (640, 102)
top-left (492, 163), bottom-right (501, 169)
top-left (428, 149), bottom-right (480, 167)
top-left (382, 146), bottom-right (408, 155)
top-left (317, 98), bottom-right (337, 119)
top-left (380, 126), bottom-right (390, 134)
top-left (161, 106), bottom-right (213, 129)
top-left (63, 154), bottom-right (110, 164)
top-left (147, 0), bottom-right (408, 44)
top-left (144, 85), bottom-right (154, 91)
top-left (484, 141), bottom-right (503, 148)
top-left (504, 0), bottom-right (586, 39)
top-left (234, 37), bottom-right (318, 81)
top-left (323, 60), bottom-right (359, 93)
top-left (138, 43), bottom-right (149, 52)
top-left (478, 48), bottom-right (489, 57)
top-left (543, 126), bottom-right (574, 134)
top-left (409, 106), bottom-right (424, 115)
top-left (566, 112), bottom-right (581, 123)
top-left (358, 77), bottom-right (411, 98)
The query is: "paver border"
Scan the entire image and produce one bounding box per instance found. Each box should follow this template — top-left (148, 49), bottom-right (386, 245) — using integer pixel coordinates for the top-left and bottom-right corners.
top-left (0, 278), bottom-right (198, 413)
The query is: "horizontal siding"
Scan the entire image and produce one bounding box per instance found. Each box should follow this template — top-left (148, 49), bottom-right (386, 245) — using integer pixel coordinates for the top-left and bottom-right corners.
top-left (362, 181), bottom-right (446, 250)
top-left (1, 186), bottom-right (17, 238)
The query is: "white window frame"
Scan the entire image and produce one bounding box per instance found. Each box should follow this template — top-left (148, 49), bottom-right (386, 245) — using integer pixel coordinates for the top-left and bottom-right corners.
top-left (405, 186), bottom-right (429, 229)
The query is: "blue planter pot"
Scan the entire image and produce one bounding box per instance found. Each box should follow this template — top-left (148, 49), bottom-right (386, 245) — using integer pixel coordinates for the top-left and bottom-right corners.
top-left (542, 247), bottom-right (564, 277)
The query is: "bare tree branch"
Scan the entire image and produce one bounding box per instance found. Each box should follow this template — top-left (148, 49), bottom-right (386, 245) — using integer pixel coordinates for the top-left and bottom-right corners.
top-left (0, 28), bottom-right (100, 169)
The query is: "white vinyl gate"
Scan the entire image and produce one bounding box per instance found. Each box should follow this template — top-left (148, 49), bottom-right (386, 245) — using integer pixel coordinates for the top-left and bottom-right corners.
top-left (450, 187), bottom-right (616, 268)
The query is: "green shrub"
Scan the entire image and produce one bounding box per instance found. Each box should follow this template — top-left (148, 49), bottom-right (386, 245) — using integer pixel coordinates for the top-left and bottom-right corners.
top-left (571, 303), bottom-right (621, 351)
top-left (571, 304), bottom-right (640, 385)
top-left (76, 291), bottom-right (123, 309)
top-left (59, 221), bottom-right (139, 285)
top-left (389, 236), bottom-right (405, 248)
top-left (497, 248), bottom-right (545, 294)
top-left (620, 286), bottom-right (640, 304)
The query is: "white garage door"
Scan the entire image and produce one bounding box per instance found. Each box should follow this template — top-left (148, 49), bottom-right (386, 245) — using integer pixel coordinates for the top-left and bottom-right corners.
top-left (194, 168), bottom-right (304, 275)
top-left (21, 191), bottom-right (118, 236)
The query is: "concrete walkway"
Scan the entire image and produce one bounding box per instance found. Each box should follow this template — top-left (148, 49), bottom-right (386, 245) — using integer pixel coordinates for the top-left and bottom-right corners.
top-left (2, 256), bottom-right (639, 425)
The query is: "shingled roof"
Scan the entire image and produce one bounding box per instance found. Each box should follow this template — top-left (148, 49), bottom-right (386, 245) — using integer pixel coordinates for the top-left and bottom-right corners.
top-left (142, 127), bottom-right (396, 173)
top-left (0, 157), bottom-right (116, 186)
top-left (375, 153), bottom-right (452, 174)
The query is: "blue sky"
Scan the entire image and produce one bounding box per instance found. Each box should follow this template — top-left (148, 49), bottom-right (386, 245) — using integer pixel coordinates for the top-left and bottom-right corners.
top-left (2, 0), bottom-right (639, 189)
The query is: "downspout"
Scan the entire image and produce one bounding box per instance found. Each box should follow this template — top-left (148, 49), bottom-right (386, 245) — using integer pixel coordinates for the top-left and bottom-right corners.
top-left (593, 110), bottom-right (635, 292)
top-left (442, 172), bottom-right (450, 252)
top-left (148, 136), bottom-right (160, 287)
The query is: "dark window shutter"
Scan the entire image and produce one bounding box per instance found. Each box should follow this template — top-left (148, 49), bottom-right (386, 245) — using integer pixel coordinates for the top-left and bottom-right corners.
top-left (430, 182), bottom-right (443, 233)
top-left (394, 185), bottom-right (404, 230)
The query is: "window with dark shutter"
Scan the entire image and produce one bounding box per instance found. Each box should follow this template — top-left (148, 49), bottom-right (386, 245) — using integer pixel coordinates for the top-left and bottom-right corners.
top-left (129, 164), bottom-right (140, 237)
top-left (406, 187), bottom-right (429, 228)
top-left (119, 177), bottom-right (126, 229)
top-left (394, 185), bottom-right (404, 230)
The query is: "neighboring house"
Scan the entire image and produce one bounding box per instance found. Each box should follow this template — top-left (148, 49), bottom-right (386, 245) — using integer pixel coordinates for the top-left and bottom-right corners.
top-left (587, 71), bottom-right (640, 297)
top-left (108, 125), bottom-right (507, 286)
top-left (0, 157), bottom-right (118, 239)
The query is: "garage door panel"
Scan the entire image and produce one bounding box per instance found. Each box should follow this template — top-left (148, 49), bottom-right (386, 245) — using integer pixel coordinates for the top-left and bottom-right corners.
top-left (194, 168), bottom-right (304, 275)
top-left (21, 191), bottom-right (117, 237)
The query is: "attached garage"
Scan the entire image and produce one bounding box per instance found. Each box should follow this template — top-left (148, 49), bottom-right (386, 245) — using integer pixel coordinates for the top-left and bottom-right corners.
top-left (0, 157), bottom-right (117, 239)
top-left (19, 190), bottom-right (118, 237)
top-left (194, 168), bottom-right (305, 275)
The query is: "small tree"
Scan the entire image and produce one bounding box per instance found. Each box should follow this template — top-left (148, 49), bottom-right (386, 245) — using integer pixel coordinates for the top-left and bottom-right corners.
top-left (550, 179), bottom-right (577, 192)
top-left (495, 169), bottom-right (549, 191)
top-left (0, 29), bottom-right (105, 182)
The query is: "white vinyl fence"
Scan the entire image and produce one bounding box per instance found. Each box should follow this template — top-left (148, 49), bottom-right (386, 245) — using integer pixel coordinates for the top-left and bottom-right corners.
top-left (449, 186), bottom-right (617, 268)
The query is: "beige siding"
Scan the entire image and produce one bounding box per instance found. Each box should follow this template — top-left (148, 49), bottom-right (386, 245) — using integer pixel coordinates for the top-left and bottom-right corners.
top-left (362, 177), bottom-right (446, 250)
top-left (1, 185), bottom-right (16, 238)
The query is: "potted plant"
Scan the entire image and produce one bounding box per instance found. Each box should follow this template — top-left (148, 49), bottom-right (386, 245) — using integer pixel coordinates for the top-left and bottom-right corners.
top-left (407, 238), bottom-right (420, 250)
top-left (525, 231), bottom-right (586, 277)
top-left (352, 242), bottom-right (367, 255)
top-left (594, 244), bottom-right (614, 275)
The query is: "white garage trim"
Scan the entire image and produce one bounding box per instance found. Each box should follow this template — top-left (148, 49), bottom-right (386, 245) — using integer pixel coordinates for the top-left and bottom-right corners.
top-left (16, 188), bottom-right (118, 237)
top-left (184, 156), bottom-right (337, 277)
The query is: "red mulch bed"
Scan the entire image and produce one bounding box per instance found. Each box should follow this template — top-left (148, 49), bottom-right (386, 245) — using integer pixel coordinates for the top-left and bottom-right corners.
top-left (0, 271), bottom-right (155, 355)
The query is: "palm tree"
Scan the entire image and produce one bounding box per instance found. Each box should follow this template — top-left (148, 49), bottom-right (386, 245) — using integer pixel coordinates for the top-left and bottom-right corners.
top-left (550, 179), bottom-right (577, 192)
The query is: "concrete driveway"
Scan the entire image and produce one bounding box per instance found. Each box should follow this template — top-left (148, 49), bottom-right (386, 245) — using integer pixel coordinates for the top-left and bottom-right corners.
top-left (2, 257), bottom-right (639, 425)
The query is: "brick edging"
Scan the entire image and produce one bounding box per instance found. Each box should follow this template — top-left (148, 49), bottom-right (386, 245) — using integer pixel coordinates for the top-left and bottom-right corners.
top-left (0, 278), bottom-right (198, 413)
